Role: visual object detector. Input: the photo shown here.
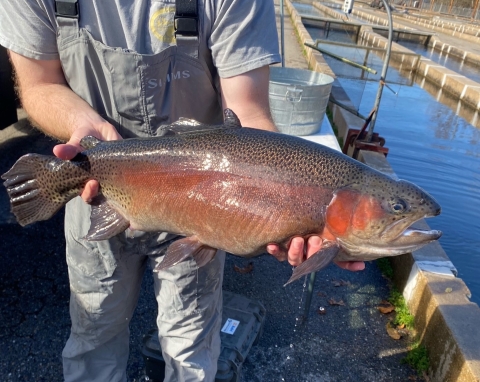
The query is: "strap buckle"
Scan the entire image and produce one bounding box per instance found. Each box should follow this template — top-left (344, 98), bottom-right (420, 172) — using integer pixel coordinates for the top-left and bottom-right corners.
top-left (174, 16), bottom-right (198, 36)
top-left (55, 0), bottom-right (79, 19)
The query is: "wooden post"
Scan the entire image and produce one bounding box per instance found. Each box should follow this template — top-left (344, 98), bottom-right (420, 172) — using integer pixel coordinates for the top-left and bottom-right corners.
top-left (472, 0), bottom-right (480, 20)
top-left (448, 0), bottom-right (455, 14)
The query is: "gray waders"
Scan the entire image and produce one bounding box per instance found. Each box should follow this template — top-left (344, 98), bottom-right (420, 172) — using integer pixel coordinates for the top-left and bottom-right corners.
top-left (55, 0), bottom-right (225, 380)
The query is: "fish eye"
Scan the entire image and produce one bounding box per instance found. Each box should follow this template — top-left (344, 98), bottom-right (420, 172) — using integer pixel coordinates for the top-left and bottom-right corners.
top-left (390, 198), bottom-right (407, 213)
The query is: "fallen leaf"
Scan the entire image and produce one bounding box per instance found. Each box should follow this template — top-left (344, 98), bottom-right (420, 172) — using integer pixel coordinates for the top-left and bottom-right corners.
top-left (328, 298), bottom-right (345, 306)
top-left (317, 291), bottom-right (327, 297)
top-left (386, 322), bottom-right (401, 340)
top-left (377, 303), bottom-right (395, 314)
top-left (234, 262), bottom-right (253, 274)
top-left (397, 327), bottom-right (410, 336)
top-left (397, 323), bottom-right (405, 329)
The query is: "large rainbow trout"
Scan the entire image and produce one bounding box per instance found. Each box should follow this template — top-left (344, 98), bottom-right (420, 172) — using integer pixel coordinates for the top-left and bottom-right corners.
top-left (2, 109), bottom-right (441, 284)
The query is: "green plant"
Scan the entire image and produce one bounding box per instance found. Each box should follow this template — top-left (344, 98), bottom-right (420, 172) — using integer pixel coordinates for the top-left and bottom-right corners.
top-left (376, 258), bottom-right (415, 329)
top-left (375, 254), bottom-right (427, 377)
top-left (402, 341), bottom-right (430, 375)
top-left (389, 288), bottom-right (415, 329)
top-left (376, 257), bottom-right (394, 280)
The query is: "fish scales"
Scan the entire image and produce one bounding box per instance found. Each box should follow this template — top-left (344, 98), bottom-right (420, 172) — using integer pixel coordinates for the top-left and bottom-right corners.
top-left (2, 109), bottom-right (442, 284)
top-left (83, 131), bottom-right (332, 254)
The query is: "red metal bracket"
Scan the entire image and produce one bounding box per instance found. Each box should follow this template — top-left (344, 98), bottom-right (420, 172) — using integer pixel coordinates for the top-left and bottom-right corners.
top-left (342, 128), bottom-right (389, 159)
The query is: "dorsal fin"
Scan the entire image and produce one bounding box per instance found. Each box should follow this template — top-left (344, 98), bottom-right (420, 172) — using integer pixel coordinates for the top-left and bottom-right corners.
top-left (80, 136), bottom-right (102, 150)
top-left (223, 108), bottom-right (242, 128)
top-left (155, 109), bottom-right (243, 137)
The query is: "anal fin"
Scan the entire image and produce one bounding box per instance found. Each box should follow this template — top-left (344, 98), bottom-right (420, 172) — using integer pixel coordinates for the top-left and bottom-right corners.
top-left (284, 243), bottom-right (340, 286)
top-left (154, 236), bottom-right (217, 271)
top-left (84, 196), bottom-right (130, 240)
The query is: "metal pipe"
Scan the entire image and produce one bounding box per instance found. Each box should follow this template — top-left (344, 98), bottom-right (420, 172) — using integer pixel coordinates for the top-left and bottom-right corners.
top-left (329, 97), bottom-right (368, 120)
top-left (305, 42), bottom-right (377, 74)
top-left (366, 0), bottom-right (393, 142)
top-left (302, 272), bottom-right (317, 322)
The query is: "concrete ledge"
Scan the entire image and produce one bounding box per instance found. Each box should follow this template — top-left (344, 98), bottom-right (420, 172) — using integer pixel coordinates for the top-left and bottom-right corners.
top-left (283, 1), bottom-right (480, 380)
top-left (391, 253), bottom-right (480, 382)
top-left (311, 1), bottom-right (480, 112)
top-left (429, 36), bottom-right (480, 66)
top-left (357, 21), bottom-right (480, 112)
top-left (394, 10), bottom-right (480, 43)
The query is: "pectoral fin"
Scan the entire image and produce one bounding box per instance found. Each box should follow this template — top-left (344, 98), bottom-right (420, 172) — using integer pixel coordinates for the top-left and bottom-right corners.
top-left (84, 196), bottom-right (130, 240)
top-left (284, 243), bottom-right (340, 286)
top-left (154, 236), bottom-right (217, 271)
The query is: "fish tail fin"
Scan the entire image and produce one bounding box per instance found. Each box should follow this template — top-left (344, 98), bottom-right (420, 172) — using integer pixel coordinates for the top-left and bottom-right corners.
top-left (2, 154), bottom-right (87, 226)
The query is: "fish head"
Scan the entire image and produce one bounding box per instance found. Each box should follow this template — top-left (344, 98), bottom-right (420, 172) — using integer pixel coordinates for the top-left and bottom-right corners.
top-left (324, 177), bottom-right (442, 260)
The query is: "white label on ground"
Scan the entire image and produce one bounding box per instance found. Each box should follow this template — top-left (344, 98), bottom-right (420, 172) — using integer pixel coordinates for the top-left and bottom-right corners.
top-left (221, 318), bottom-right (240, 335)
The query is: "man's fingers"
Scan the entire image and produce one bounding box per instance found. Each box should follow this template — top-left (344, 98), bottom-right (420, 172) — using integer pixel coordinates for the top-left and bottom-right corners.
top-left (81, 180), bottom-right (99, 203)
top-left (287, 237), bottom-right (304, 266)
top-left (266, 244), bottom-right (287, 261)
top-left (305, 236), bottom-right (322, 258)
top-left (334, 261), bottom-right (365, 272)
top-left (53, 143), bottom-right (80, 160)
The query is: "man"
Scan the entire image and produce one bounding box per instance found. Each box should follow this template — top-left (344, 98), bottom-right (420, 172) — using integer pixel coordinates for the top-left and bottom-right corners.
top-left (0, 0), bottom-right (364, 380)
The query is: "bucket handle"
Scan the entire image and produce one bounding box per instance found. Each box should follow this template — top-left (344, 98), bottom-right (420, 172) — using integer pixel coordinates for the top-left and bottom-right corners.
top-left (285, 86), bottom-right (303, 103)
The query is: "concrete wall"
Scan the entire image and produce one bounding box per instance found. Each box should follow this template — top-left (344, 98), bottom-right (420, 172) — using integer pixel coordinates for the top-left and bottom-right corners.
top-left (311, 2), bottom-right (480, 113)
top-left (284, 0), bottom-right (480, 380)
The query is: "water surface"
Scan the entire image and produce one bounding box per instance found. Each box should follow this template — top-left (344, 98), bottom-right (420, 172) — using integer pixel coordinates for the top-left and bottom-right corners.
top-left (293, 2), bottom-right (480, 305)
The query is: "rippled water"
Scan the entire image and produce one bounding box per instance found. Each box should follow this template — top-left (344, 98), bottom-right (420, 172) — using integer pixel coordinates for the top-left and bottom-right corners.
top-left (293, 2), bottom-right (480, 305)
top-left (344, 79), bottom-right (480, 305)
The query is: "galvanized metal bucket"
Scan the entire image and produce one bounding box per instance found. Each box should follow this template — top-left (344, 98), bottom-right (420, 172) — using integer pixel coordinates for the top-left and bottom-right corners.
top-left (269, 67), bottom-right (334, 136)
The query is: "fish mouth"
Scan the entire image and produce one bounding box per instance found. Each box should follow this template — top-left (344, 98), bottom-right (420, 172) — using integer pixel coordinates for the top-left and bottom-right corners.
top-left (379, 214), bottom-right (442, 253)
top-left (380, 212), bottom-right (440, 241)
top-left (338, 221), bottom-right (442, 260)
top-left (389, 227), bottom-right (442, 249)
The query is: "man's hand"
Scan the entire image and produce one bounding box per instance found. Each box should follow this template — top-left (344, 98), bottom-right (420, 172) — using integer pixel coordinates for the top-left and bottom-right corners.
top-left (8, 51), bottom-right (123, 204)
top-left (267, 237), bottom-right (365, 271)
top-left (53, 123), bottom-right (122, 203)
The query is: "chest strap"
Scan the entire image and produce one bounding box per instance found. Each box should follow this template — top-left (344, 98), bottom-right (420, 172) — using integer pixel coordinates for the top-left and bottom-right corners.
top-left (55, 0), bottom-right (79, 19)
top-left (55, 0), bottom-right (79, 40)
top-left (175, 0), bottom-right (199, 58)
top-left (54, 0), bottom-right (199, 59)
